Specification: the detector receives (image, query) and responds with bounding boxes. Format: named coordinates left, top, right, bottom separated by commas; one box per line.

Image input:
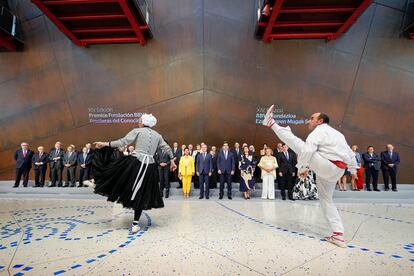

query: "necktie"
left=23, top=150, right=26, bottom=157
left=285, top=152, right=288, bottom=160
left=389, top=151, right=392, bottom=158
left=225, top=151, right=227, bottom=160
left=203, top=152, right=206, bottom=160
left=56, top=149, right=59, bottom=155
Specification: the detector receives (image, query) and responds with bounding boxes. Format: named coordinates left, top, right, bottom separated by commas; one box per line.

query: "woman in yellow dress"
left=179, top=148, right=195, bottom=198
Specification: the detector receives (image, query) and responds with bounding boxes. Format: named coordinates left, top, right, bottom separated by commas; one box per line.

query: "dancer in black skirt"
left=94, top=114, right=176, bottom=233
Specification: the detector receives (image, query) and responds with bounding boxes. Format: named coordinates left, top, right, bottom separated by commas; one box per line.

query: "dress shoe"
left=12, top=185, right=18, bottom=188
left=289, top=198, right=295, bottom=201
left=199, top=196, right=204, bottom=199
left=219, top=195, right=223, bottom=200
left=206, top=196, right=209, bottom=199
left=228, top=196, right=232, bottom=200
left=392, top=188, right=398, bottom=192
left=165, top=190, right=170, bottom=198
left=373, top=189, right=380, bottom=192
left=48, top=184, right=56, bottom=187
left=384, top=188, right=389, bottom=191
left=77, top=185, right=83, bottom=188
left=282, top=197, right=286, bottom=200
left=366, top=188, right=372, bottom=191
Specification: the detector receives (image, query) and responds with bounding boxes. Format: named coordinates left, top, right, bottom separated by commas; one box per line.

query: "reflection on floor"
left=0, top=197, right=413, bottom=275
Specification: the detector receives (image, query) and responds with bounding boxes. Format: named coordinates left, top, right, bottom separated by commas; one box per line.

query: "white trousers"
left=261, top=174, right=275, bottom=199
left=271, top=125, right=345, bottom=233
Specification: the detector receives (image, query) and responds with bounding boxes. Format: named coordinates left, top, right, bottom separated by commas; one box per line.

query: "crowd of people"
left=12, top=140, right=401, bottom=198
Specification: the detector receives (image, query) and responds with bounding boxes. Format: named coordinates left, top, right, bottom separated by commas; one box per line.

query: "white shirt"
left=297, top=124, right=357, bottom=174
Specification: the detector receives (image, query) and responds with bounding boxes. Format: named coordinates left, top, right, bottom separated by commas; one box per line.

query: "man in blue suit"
left=217, top=141, right=235, bottom=199
left=196, top=144, right=213, bottom=199
left=362, top=146, right=381, bottom=191
left=13, top=142, right=34, bottom=187
left=381, top=144, right=400, bottom=192
left=78, top=147, right=93, bottom=187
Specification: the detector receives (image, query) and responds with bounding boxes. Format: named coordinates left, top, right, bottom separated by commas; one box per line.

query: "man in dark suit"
left=170, top=142, right=181, bottom=183
left=32, top=146, right=48, bottom=187
left=155, top=147, right=171, bottom=198
left=232, top=142, right=241, bottom=183
left=13, top=142, right=34, bottom=187
left=63, top=145, right=77, bottom=187
left=276, top=144, right=297, bottom=200
left=362, top=146, right=381, bottom=191
left=217, top=141, right=235, bottom=199
left=78, top=146, right=93, bottom=187
left=381, top=144, right=400, bottom=192
left=196, top=144, right=213, bottom=199
left=49, top=142, right=65, bottom=187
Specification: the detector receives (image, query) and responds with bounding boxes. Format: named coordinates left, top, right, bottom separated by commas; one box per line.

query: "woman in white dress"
left=258, top=148, right=278, bottom=199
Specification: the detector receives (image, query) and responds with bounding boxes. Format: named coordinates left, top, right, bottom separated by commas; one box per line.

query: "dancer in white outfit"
left=262, top=105, right=357, bottom=247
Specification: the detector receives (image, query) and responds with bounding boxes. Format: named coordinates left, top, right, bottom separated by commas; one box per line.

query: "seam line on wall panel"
left=202, top=0, right=205, bottom=140
left=44, top=16, right=77, bottom=134
left=374, top=1, right=408, bottom=13
left=340, top=4, right=377, bottom=128
left=204, top=52, right=356, bottom=98
left=0, top=89, right=204, bottom=155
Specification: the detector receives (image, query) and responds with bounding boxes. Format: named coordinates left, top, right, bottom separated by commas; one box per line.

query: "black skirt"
left=92, top=147, right=164, bottom=211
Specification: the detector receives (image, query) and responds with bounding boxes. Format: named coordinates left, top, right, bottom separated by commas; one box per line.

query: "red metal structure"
left=31, top=0, right=152, bottom=47
left=255, top=0, right=372, bottom=41
left=0, top=4, right=24, bottom=51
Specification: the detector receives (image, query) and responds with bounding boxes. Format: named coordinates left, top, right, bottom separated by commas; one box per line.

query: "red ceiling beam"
left=279, top=6, right=356, bottom=14
left=31, top=0, right=84, bottom=46
left=329, top=0, right=373, bottom=40
left=71, top=26, right=133, bottom=34
left=262, top=0, right=284, bottom=42
left=43, top=0, right=118, bottom=4
left=270, top=32, right=334, bottom=39
left=117, top=0, right=146, bottom=45
left=58, top=13, right=126, bottom=20
left=80, top=37, right=139, bottom=44
left=0, top=33, right=17, bottom=51
left=258, top=20, right=343, bottom=28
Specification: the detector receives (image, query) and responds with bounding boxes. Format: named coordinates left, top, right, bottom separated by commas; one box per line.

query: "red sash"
left=330, top=160, right=347, bottom=169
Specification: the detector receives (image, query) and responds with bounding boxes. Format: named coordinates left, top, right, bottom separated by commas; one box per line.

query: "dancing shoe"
left=131, top=223, right=141, bottom=233
left=83, top=180, right=96, bottom=188
left=325, top=232, right=346, bottom=248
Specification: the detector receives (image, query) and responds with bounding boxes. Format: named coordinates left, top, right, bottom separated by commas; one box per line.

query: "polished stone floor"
left=0, top=197, right=413, bottom=275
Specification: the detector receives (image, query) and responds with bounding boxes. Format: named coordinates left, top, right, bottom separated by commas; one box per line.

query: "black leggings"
left=134, top=209, right=143, bottom=221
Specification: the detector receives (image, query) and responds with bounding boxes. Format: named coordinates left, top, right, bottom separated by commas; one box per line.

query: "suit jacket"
left=49, top=148, right=65, bottom=168
left=14, top=149, right=34, bottom=169
left=196, top=152, right=213, bottom=174
left=63, top=151, right=77, bottom=167
left=217, top=150, right=235, bottom=173
left=32, top=152, right=49, bottom=170
left=380, top=151, right=400, bottom=172
left=211, top=153, right=218, bottom=173
left=78, top=152, right=93, bottom=167
left=231, top=148, right=242, bottom=164
left=276, top=151, right=297, bottom=174
left=362, top=152, right=381, bottom=171
left=154, top=148, right=171, bottom=167
left=179, top=155, right=195, bottom=176
left=172, top=148, right=181, bottom=161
